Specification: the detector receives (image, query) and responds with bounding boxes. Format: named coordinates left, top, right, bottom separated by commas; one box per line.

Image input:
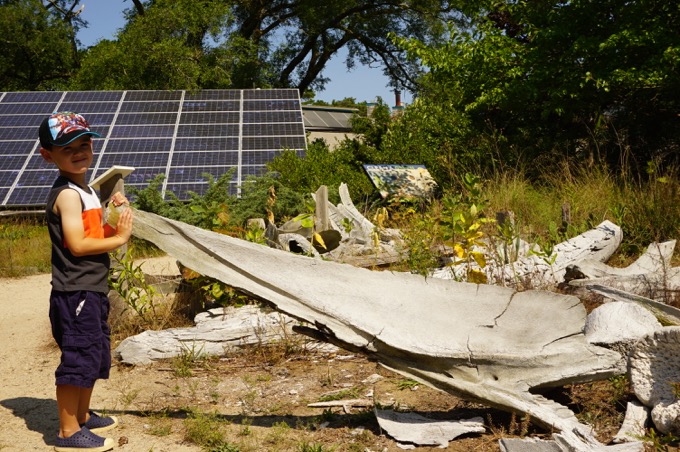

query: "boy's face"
left=40, top=136, right=94, bottom=176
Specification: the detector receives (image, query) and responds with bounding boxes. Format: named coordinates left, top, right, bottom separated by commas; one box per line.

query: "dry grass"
left=105, top=329, right=679, bottom=451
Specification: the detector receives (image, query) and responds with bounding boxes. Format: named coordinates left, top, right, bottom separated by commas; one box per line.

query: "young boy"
left=39, top=112, right=133, bottom=452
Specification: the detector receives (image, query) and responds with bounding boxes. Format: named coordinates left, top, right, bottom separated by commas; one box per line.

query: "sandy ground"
left=0, top=257, right=200, bottom=451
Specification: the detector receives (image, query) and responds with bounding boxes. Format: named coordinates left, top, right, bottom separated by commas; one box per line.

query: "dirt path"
left=0, top=261, right=201, bottom=451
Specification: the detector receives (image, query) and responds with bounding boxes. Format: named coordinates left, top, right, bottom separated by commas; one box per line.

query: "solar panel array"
left=0, top=89, right=306, bottom=208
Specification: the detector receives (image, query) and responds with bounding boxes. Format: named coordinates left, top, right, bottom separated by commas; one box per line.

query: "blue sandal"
left=54, top=427, right=114, bottom=451
left=80, top=411, right=119, bottom=434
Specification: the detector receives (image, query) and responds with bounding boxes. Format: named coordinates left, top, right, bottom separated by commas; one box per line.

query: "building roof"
left=302, top=105, right=358, bottom=131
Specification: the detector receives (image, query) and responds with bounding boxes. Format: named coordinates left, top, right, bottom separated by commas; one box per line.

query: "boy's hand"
left=106, top=192, right=131, bottom=229
left=115, top=206, right=133, bottom=242
left=110, top=192, right=129, bottom=207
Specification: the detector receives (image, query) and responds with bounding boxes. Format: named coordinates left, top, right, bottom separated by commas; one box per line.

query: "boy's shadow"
left=1, top=397, right=57, bottom=445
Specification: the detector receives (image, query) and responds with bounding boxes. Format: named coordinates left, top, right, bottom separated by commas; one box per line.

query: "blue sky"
left=76, top=1, right=407, bottom=106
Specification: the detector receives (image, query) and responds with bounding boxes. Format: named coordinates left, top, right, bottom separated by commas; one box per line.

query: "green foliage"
left=607, top=375, right=629, bottom=405
left=298, top=442, right=329, bottom=452
left=209, top=443, right=240, bottom=452
left=232, top=174, right=307, bottom=227
left=180, top=171, right=238, bottom=229
left=393, top=0, right=680, bottom=176
left=303, top=97, right=367, bottom=114
left=636, top=428, right=680, bottom=452
left=109, top=247, right=158, bottom=321
left=128, top=174, right=186, bottom=219
left=0, top=0, right=79, bottom=90
left=615, top=167, right=680, bottom=255
left=129, top=172, right=237, bottom=230
left=194, top=276, right=252, bottom=309
left=377, top=96, right=481, bottom=186
left=266, top=141, right=375, bottom=204
left=71, top=0, right=233, bottom=90
left=183, top=410, right=230, bottom=450
left=400, top=211, right=442, bottom=277
left=440, top=174, right=495, bottom=283
left=318, top=388, right=359, bottom=402
left=350, top=98, right=392, bottom=149
left=396, top=379, right=420, bottom=390
left=244, top=223, right=266, bottom=245
left=59, top=0, right=451, bottom=95
left=172, top=342, right=206, bottom=378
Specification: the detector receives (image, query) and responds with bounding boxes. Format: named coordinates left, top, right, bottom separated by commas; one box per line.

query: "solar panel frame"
left=0, top=89, right=306, bottom=208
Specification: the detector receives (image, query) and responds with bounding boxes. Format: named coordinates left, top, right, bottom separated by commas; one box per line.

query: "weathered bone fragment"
left=337, top=182, right=375, bottom=238
left=585, top=286, right=680, bottom=326
left=129, top=208, right=636, bottom=450
left=552, top=434, right=642, bottom=452
left=432, top=221, right=622, bottom=286
left=567, top=241, right=675, bottom=280
left=629, top=327, right=680, bottom=435
left=314, top=185, right=330, bottom=231
left=499, top=437, right=563, bottom=452
left=115, top=305, right=296, bottom=365
left=374, top=409, right=485, bottom=448
left=611, top=401, right=649, bottom=444
left=584, top=301, right=661, bottom=346
left=566, top=241, right=679, bottom=300
left=307, top=399, right=373, bottom=409
left=277, top=232, right=321, bottom=257
left=274, top=184, right=401, bottom=262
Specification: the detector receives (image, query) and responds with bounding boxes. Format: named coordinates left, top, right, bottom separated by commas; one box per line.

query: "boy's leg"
left=56, top=384, right=83, bottom=438
left=51, top=291, right=117, bottom=441
left=77, top=385, right=94, bottom=425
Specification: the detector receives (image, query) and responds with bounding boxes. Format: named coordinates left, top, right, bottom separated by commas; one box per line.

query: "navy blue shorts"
left=49, top=290, right=111, bottom=388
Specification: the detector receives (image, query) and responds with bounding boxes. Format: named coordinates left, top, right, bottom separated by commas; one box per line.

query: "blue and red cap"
left=39, top=112, right=101, bottom=149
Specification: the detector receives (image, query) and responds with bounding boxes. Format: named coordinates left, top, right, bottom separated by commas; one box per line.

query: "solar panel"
left=0, top=89, right=307, bottom=208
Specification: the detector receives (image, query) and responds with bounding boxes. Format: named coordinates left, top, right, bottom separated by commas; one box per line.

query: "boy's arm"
left=56, top=189, right=133, bottom=257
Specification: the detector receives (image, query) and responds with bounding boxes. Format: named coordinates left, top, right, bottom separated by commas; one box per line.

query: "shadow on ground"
left=1, top=397, right=57, bottom=445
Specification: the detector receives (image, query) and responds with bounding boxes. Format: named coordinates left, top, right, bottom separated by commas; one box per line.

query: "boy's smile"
left=40, top=136, right=94, bottom=180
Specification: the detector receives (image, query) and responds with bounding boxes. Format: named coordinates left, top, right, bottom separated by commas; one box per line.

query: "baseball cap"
left=39, top=112, right=101, bottom=149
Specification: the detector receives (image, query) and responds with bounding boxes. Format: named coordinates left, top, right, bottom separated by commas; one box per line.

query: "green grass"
left=0, top=218, right=51, bottom=277
left=483, top=163, right=680, bottom=262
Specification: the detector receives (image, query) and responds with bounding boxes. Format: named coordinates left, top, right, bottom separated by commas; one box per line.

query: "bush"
left=266, top=140, right=376, bottom=204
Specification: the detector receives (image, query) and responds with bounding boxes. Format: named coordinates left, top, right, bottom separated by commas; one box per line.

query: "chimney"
left=366, top=99, right=377, bottom=117
left=392, top=89, right=405, bottom=116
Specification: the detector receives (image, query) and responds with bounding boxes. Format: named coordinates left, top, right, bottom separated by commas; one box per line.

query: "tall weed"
left=486, top=164, right=615, bottom=244
left=617, top=165, right=680, bottom=256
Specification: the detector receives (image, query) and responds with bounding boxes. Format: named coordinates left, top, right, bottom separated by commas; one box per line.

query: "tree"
left=394, top=0, right=680, bottom=174
left=0, top=0, right=83, bottom=90
left=119, top=0, right=457, bottom=96
left=71, top=0, right=234, bottom=90
left=233, top=0, right=457, bottom=95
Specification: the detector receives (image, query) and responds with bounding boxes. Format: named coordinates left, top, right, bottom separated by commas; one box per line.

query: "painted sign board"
left=363, top=164, right=437, bottom=199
